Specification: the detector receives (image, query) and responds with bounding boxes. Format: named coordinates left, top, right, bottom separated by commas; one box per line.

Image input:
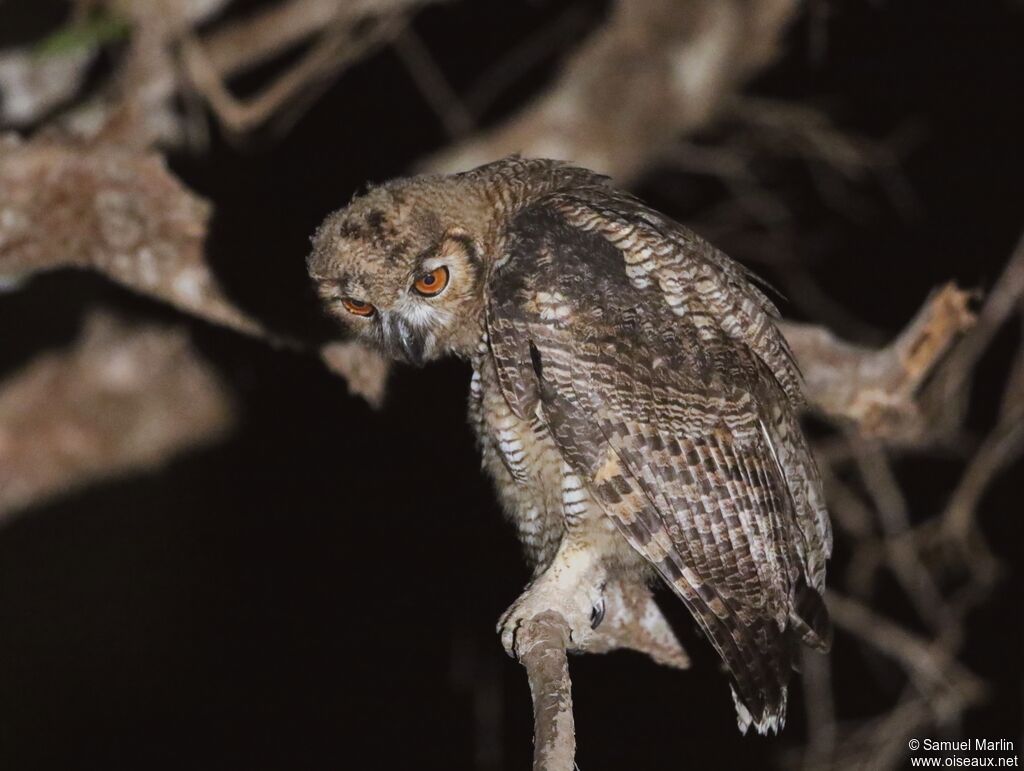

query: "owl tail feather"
left=732, top=683, right=787, bottom=736
left=729, top=582, right=831, bottom=735
left=718, top=616, right=794, bottom=736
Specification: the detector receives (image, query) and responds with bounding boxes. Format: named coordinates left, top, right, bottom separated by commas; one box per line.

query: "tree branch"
left=515, top=611, right=576, bottom=771
left=0, top=311, right=233, bottom=521
left=0, top=132, right=389, bottom=406
left=0, top=133, right=260, bottom=334
left=778, top=283, right=975, bottom=439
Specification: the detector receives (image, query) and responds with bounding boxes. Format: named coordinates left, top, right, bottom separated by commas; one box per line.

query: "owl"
left=307, top=157, right=832, bottom=734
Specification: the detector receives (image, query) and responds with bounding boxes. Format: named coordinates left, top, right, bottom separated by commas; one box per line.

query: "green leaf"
left=32, top=11, right=131, bottom=59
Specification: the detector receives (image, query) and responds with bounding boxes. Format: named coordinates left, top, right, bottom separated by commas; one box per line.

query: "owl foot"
left=497, top=543, right=607, bottom=659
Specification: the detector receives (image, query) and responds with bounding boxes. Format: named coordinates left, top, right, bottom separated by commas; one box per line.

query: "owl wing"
left=486, top=193, right=830, bottom=734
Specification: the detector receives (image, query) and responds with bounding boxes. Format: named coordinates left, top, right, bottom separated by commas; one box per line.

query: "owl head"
left=307, top=175, right=494, bottom=365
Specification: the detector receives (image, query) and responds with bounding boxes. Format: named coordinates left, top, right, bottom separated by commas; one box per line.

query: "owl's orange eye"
left=341, top=298, right=375, bottom=317
left=413, top=266, right=449, bottom=297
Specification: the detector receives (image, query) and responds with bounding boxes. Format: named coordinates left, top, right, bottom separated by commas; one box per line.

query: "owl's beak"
left=382, top=313, right=427, bottom=367
left=397, top=328, right=427, bottom=367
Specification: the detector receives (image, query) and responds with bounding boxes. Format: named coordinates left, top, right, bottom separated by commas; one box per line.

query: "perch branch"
left=514, top=611, right=576, bottom=771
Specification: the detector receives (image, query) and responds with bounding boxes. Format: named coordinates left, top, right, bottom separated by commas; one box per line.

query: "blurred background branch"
left=0, top=311, right=233, bottom=521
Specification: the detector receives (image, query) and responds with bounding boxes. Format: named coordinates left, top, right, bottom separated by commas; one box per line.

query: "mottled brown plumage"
left=307, top=157, right=832, bottom=735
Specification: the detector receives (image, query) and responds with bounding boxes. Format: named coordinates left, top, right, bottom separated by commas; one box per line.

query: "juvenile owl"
left=307, top=157, right=832, bottom=734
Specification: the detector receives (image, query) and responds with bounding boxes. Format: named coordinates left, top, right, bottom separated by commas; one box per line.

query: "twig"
left=849, top=439, right=953, bottom=631
left=393, top=28, right=474, bottom=139
left=932, top=233, right=1024, bottom=396
left=777, top=271, right=888, bottom=345
left=200, top=0, right=349, bottom=77
left=825, top=592, right=985, bottom=705
left=461, top=3, right=591, bottom=119
left=423, top=0, right=802, bottom=180
left=830, top=691, right=932, bottom=771
left=940, top=407, right=1024, bottom=543
left=181, top=11, right=407, bottom=136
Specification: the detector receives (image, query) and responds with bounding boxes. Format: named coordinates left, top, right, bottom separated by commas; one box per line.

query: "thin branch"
left=393, top=29, right=474, bottom=139
left=849, top=439, right=953, bottom=631
left=461, top=4, right=591, bottom=120
left=423, top=0, right=802, bottom=181
left=181, top=11, right=407, bottom=136
left=825, top=592, right=986, bottom=706
left=940, top=406, right=1024, bottom=542
left=201, top=0, right=350, bottom=77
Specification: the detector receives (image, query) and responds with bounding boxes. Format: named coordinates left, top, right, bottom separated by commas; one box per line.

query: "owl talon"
left=499, top=600, right=592, bottom=659
left=497, top=611, right=524, bottom=660
left=497, top=559, right=606, bottom=659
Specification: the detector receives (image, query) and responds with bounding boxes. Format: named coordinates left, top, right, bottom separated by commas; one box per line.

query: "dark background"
left=1, top=1, right=1022, bottom=769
